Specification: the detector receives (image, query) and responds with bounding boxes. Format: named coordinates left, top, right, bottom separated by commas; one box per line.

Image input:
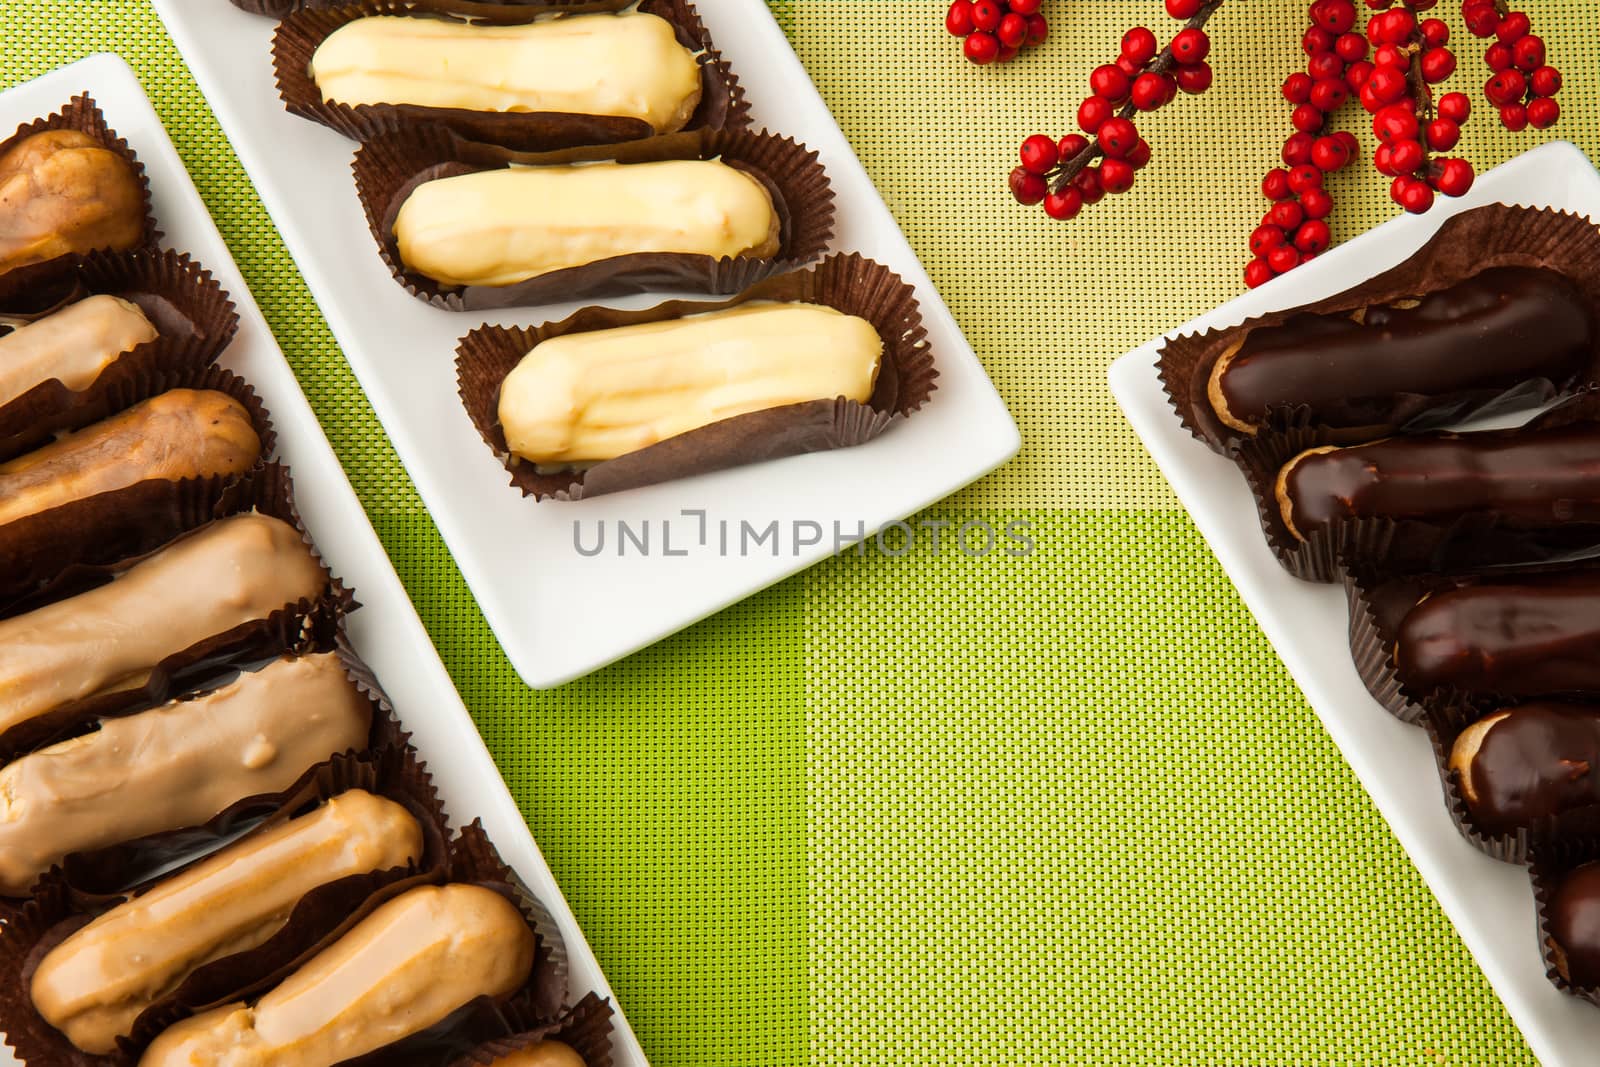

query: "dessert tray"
left=1109, top=139, right=1600, bottom=1067
left=153, top=0, right=1021, bottom=689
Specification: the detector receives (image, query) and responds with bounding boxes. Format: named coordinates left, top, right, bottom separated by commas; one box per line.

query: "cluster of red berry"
left=1462, top=1, right=1563, bottom=131
left=946, top=0, right=1048, bottom=66
left=1007, top=1, right=1220, bottom=220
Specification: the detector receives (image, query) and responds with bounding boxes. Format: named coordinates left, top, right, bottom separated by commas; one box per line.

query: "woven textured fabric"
left=2, top=0, right=1592, bottom=1063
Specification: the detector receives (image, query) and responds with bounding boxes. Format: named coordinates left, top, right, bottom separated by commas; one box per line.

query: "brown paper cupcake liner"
left=0, top=463, right=354, bottom=761
left=353, top=124, right=835, bottom=310
left=1157, top=205, right=1600, bottom=456
left=456, top=252, right=937, bottom=500
left=275, top=0, right=750, bottom=151
left=0, top=249, right=239, bottom=461
left=0, top=94, right=159, bottom=292
left=0, top=366, right=276, bottom=605
left=452, top=993, right=616, bottom=1067
left=1526, top=815, right=1600, bottom=1004
left=236, top=0, right=630, bottom=24
left=1237, top=388, right=1600, bottom=583
left=0, top=742, right=449, bottom=1066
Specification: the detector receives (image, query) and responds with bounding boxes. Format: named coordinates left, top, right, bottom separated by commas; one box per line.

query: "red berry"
left=1009, top=0, right=1042, bottom=13
left=971, top=0, right=1002, bottom=31
left=1172, top=28, right=1210, bottom=65
left=1497, top=12, right=1532, bottom=44
left=1485, top=42, right=1514, bottom=72
left=1373, top=103, right=1419, bottom=143
left=1295, top=220, right=1332, bottom=254
left=1009, top=167, right=1047, bottom=205
left=1364, top=66, right=1409, bottom=107
left=1293, top=103, right=1324, bottom=135
left=1121, top=27, right=1159, bottom=66
left=1426, top=117, right=1461, bottom=151
left=1304, top=26, right=1337, bottom=56
left=1336, top=130, right=1362, bottom=157
left=1058, top=134, right=1090, bottom=159
left=1268, top=244, right=1302, bottom=274
left=1019, top=134, right=1059, bottom=174
left=1245, top=258, right=1275, bottom=288
left=1078, top=95, right=1113, bottom=133
left=1262, top=168, right=1293, bottom=201
left=996, top=12, right=1027, bottom=48
left=1091, top=64, right=1131, bottom=101
left=1421, top=48, right=1455, bottom=83
left=1500, top=103, right=1529, bottom=131
left=1514, top=35, right=1546, bottom=72
left=1373, top=141, right=1397, bottom=175
left=1531, top=66, right=1563, bottom=98
left=1528, top=96, right=1561, bottom=128
left=1250, top=224, right=1286, bottom=255
left=1369, top=9, right=1414, bottom=45
left=1345, top=61, right=1376, bottom=91
left=1283, top=72, right=1314, bottom=103
left=1318, top=78, right=1353, bottom=111
left=1096, top=118, right=1140, bottom=159
left=1127, top=139, right=1153, bottom=169
left=1311, top=135, right=1350, bottom=172
left=1282, top=132, right=1316, bottom=167
left=1166, top=0, right=1202, bottom=18
left=1463, top=2, right=1499, bottom=37
left=1438, top=92, right=1471, bottom=123
left=945, top=0, right=975, bottom=36
left=1301, top=187, right=1335, bottom=219
left=1288, top=164, right=1324, bottom=193
left=1024, top=15, right=1048, bottom=47
left=1486, top=69, right=1527, bottom=107
left=1042, top=188, right=1083, bottom=220
left=1315, top=0, right=1358, bottom=34
left=1388, top=138, right=1425, bottom=174
left=1130, top=72, right=1170, bottom=111
left=1434, top=156, right=1475, bottom=196
left=963, top=31, right=1000, bottom=64
left=1308, top=50, right=1345, bottom=81
left=1269, top=200, right=1306, bottom=230
left=1420, top=18, right=1449, bottom=46
left=1373, top=43, right=1408, bottom=69
left=1394, top=176, right=1434, bottom=213
left=1176, top=62, right=1213, bottom=94
left=1073, top=167, right=1105, bottom=205
left=1100, top=157, right=1136, bottom=194
left=996, top=44, right=1020, bottom=62
left=1336, top=32, right=1370, bottom=61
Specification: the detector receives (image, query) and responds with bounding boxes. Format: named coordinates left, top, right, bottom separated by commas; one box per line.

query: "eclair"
left=1547, top=861, right=1600, bottom=987
left=1449, top=703, right=1600, bottom=834
left=0, top=388, right=262, bottom=527
left=0, top=129, right=145, bottom=275
left=30, top=789, right=420, bottom=1053
left=139, top=883, right=537, bottom=1067
left=489, top=1042, right=587, bottom=1067
left=0, top=513, right=327, bottom=736
left=0, top=652, right=372, bottom=897
left=498, top=301, right=882, bottom=464
left=310, top=12, right=702, bottom=134
left=0, top=294, right=157, bottom=408
left=1207, top=267, right=1595, bottom=436
left=394, top=159, right=780, bottom=288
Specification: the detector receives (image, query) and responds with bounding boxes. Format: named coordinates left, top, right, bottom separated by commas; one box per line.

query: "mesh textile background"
left=4, top=1, right=1597, bottom=1063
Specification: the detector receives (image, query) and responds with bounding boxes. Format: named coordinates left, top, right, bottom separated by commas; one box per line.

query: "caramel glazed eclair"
left=310, top=11, right=703, bottom=133
left=0, top=512, right=326, bottom=738
left=31, top=789, right=420, bottom=1054
left=139, top=883, right=536, bottom=1067
left=498, top=301, right=883, bottom=466
left=394, top=158, right=780, bottom=288
left=0, top=388, right=262, bottom=527
left=0, top=293, right=158, bottom=409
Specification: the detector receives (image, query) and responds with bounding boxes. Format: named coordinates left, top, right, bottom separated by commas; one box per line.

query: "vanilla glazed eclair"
left=138, top=883, right=537, bottom=1067
left=0, top=388, right=262, bottom=528
left=498, top=301, right=882, bottom=465
left=30, top=789, right=419, bottom=1053
left=309, top=12, right=703, bottom=134
left=0, top=513, right=327, bottom=737
left=0, top=293, right=157, bottom=409
left=0, top=652, right=372, bottom=898
left=394, top=158, right=780, bottom=288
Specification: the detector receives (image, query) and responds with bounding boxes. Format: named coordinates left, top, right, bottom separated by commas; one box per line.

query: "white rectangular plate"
left=1109, top=140, right=1600, bottom=1067
left=152, top=0, right=1020, bottom=689
left=0, top=54, right=647, bottom=1066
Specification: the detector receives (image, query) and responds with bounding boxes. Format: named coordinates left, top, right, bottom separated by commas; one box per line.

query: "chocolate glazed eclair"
left=1210, top=266, right=1595, bottom=437
left=1450, top=703, right=1600, bottom=835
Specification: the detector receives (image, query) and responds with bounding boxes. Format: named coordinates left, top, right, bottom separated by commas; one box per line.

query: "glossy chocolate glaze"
left=1549, top=861, right=1600, bottom=987
left=1279, top=422, right=1600, bottom=540
left=1395, top=573, right=1600, bottom=695
left=1214, top=267, right=1594, bottom=432
left=1453, top=703, right=1600, bottom=833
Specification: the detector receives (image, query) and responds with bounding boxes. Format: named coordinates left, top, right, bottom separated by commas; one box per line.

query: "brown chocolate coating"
left=1212, top=267, right=1594, bottom=434
left=1549, top=861, right=1600, bottom=987
left=1452, top=703, right=1600, bottom=833
left=1277, top=422, right=1600, bottom=541
left=1395, top=574, right=1600, bottom=695
left=0, top=130, right=144, bottom=275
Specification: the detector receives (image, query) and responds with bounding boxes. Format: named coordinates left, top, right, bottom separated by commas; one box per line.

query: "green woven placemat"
left=4, top=1, right=1591, bottom=1063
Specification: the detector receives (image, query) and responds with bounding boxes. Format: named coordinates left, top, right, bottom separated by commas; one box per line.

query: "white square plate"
left=151, top=0, right=1021, bottom=689
left=0, top=55, right=647, bottom=1066
left=1109, top=140, right=1600, bottom=1066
